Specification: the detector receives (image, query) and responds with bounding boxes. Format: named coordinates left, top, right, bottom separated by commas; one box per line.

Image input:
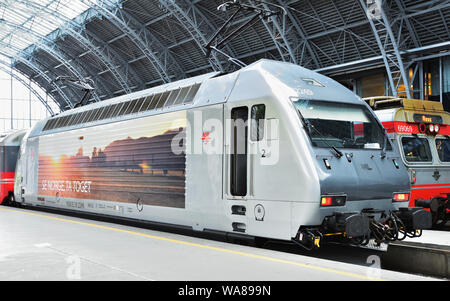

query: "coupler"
left=415, top=194, right=449, bottom=227
left=322, top=212, right=370, bottom=238
left=393, top=207, right=432, bottom=231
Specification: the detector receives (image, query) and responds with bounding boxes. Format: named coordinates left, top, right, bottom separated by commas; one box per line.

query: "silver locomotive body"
left=14, top=60, right=430, bottom=248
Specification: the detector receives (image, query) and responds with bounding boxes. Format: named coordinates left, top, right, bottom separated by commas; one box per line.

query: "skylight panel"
left=0, top=0, right=91, bottom=58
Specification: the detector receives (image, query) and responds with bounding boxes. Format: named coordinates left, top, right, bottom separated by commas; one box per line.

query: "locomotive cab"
left=293, top=98, right=416, bottom=245
left=222, top=61, right=432, bottom=248
left=365, top=96, right=450, bottom=227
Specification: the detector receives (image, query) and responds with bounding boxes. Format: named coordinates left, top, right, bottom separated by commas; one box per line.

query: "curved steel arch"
left=0, top=41, right=73, bottom=109
left=0, top=20, right=102, bottom=103
left=118, top=5, right=187, bottom=81
left=186, top=1, right=239, bottom=68
left=392, top=0, right=421, bottom=48
left=275, top=0, right=320, bottom=68
left=158, top=0, right=224, bottom=72
left=74, top=28, right=144, bottom=94
left=253, top=1, right=297, bottom=64
left=8, top=0, right=135, bottom=96
left=0, top=57, right=64, bottom=113
left=0, top=61, right=56, bottom=116
left=50, top=49, right=115, bottom=101
left=65, top=26, right=133, bottom=94
left=33, top=44, right=102, bottom=102
left=0, top=0, right=138, bottom=101
left=16, top=56, right=73, bottom=109
left=86, top=0, right=176, bottom=84
left=360, top=0, right=412, bottom=98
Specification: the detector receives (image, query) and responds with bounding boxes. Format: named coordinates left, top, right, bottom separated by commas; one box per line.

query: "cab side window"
left=250, top=104, right=265, bottom=141
left=401, top=137, right=432, bottom=162
left=436, top=139, right=450, bottom=162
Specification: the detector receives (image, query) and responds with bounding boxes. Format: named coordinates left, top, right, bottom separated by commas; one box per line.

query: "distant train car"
left=0, top=129, right=27, bottom=205
left=365, top=96, right=449, bottom=227
left=15, top=60, right=431, bottom=249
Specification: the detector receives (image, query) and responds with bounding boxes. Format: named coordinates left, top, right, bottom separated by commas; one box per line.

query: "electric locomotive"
left=365, top=96, right=450, bottom=227
left=0, top=129, right=27, bottom=205
left=14, top=60, right=431, bottom=249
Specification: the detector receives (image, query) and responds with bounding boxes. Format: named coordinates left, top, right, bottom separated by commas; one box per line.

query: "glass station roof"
left=0, top=0, right=90, bottom=58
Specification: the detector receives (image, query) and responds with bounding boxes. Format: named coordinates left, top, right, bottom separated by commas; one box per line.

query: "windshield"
left=436, top=138, right=450, bottom=162
left=401, top=137, right=432, bottom=162
left=293, top=99, right=391, bottom=150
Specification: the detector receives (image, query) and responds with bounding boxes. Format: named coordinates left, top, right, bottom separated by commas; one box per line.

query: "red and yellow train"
left=366, top=96, right=450, bottom=227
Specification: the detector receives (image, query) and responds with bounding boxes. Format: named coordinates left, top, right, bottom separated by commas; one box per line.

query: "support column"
left=360, top=0, right=412, bottom=98
left=46, top=93, right=49, bottom=118
left=419, top=61, right=424, bottom=100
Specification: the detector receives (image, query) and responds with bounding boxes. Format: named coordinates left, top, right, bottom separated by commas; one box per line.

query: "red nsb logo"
left=201, top=132, right=211, bottom=145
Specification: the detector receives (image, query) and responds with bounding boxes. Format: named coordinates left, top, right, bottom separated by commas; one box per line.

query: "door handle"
left=250, top=143, right=255, bottom=197
left=224, top=144, right=229, bottom=198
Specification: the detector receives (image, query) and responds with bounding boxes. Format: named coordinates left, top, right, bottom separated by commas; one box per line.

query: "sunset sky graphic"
left=39, top=110, right=186, bottom=161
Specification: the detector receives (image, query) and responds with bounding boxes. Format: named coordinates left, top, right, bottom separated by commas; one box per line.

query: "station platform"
left=402, top=229, right=450, bottom=246
left=0, top=206, right=442, bottom=281
left=380, top=227, right=450, bottom=279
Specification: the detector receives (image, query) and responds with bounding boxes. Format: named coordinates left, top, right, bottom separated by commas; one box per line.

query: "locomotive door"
left=223, top=105, right=249, bottom=233
left=228, top=106, right=248, bottom=197
left=224, top=103, right=272, bottom=199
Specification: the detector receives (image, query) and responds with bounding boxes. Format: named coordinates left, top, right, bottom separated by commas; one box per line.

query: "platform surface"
left=402, top=229, right=450, bottom=247
left=0, top=206, right=441, bottom=281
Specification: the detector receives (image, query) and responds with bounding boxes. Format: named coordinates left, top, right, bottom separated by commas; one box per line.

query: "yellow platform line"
left=0, top=207, right=384, bottom=281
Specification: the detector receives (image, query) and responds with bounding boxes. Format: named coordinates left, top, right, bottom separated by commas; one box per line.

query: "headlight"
left=393, top=192, right=410, bottom=202
left=320, top=195, right=346, bottom=207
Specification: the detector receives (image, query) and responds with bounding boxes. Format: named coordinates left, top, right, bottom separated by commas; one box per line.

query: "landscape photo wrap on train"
left=38, top=110, right=187, bottom=209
